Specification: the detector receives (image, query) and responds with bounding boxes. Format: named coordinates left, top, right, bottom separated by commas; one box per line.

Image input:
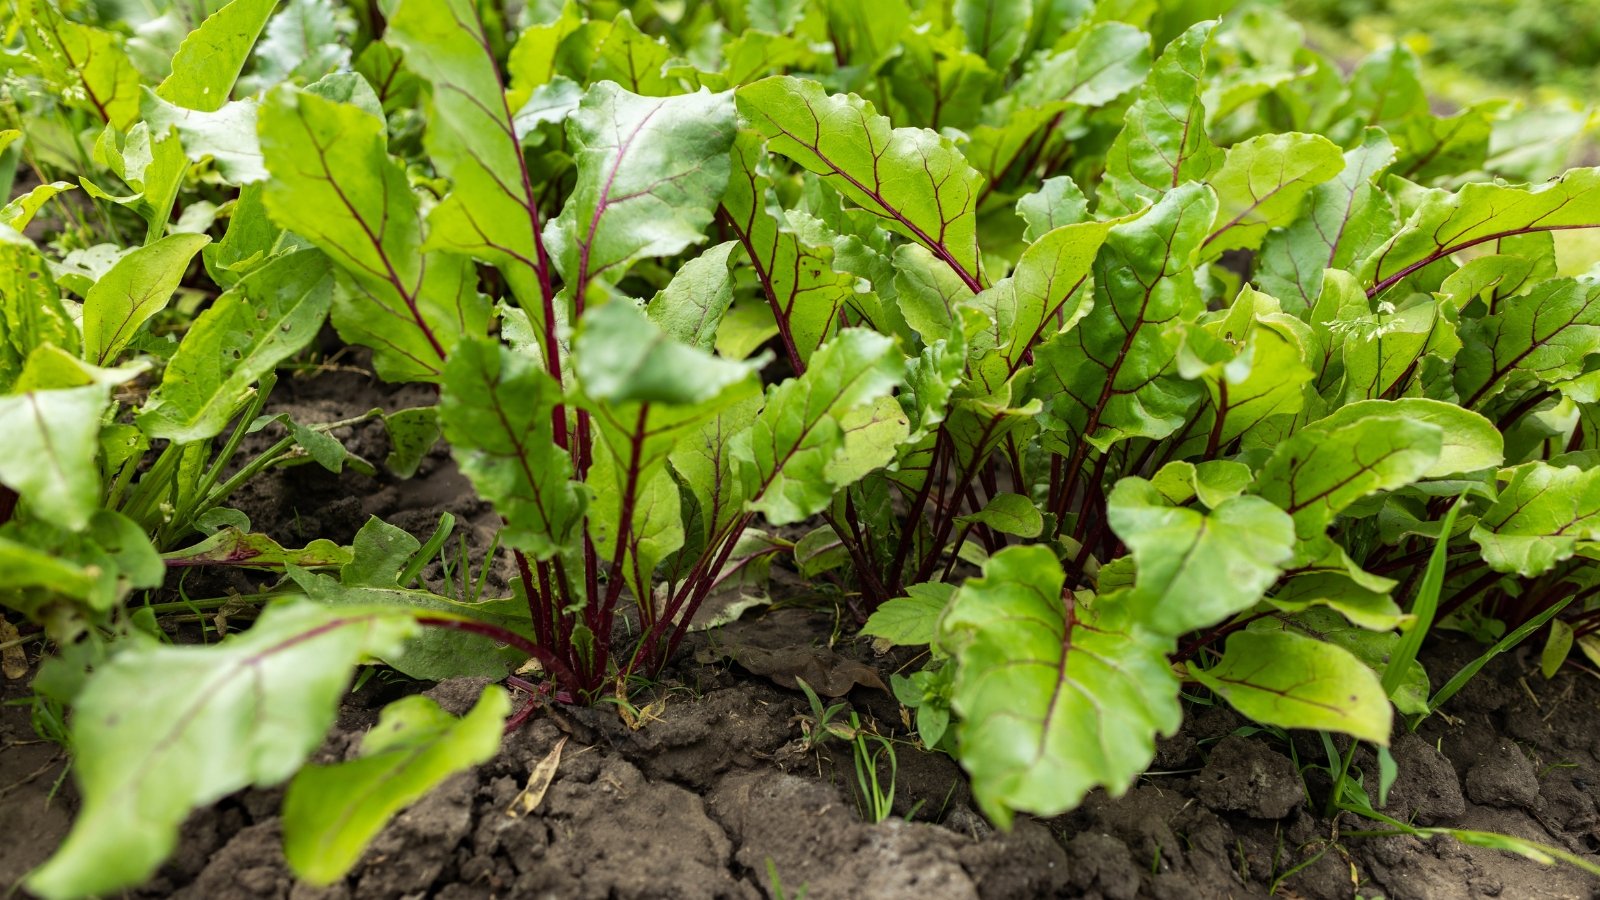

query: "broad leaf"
left=140, top=249, right=333, bottom=443
left=1191, top=629, right=1391, bottom=744
left=156, top=0, right=278, bottom=112
left=1455, top=276, right=1600, bottom=409
left=0, top=386, right=109, bottom=532
left=1201, top=132, right=1343, bottom=259
left=1106, top=477, right=1296, bottom=637
left=439, top=339, right=584, bottom=557
left=862, top=582, right=954, bottom=647
left=1471, top=461, right=1600, bottom=577
left=27, top=603, right=417, bottom=900
left=1257, top=128, right=1398, bottom=312
left=739, top=76, right=986, bottom=293
left=547, top=82, right=737, bottom=293
left=1033, top=182, right=1216, bottom=452
left=80, top=234, right=210, bottom=366
left=1363, top=168, right=1600, bottom=298
left=731, top=329, right=901, bottom=525
left=259, top=86, right=486, bottom=381
left=939, top=546, right=1181, bottom=828
left=1099, top=21, right=1222, bottom=215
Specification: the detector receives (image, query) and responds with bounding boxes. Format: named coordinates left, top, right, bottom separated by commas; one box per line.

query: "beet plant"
left=5, top=0, right=1600, bottom=896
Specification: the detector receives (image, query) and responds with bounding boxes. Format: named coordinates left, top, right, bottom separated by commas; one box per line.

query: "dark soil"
left=6, top=363, right=1600, bottom=900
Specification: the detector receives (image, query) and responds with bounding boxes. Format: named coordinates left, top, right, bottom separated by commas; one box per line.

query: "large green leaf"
left=156, top=0, right=279, bottom=112
left=140, top=249, right=333, bottom=444
left=964, top=217, right=1118, bottom=394
left=738, top=76, right=986, bottom=293
left=26, top=603, right=418, bottom=900
left=731, top=329, right=901, bottom=525
left=1256, top=128, right=1398, bottom=312
left=721, top=130, right=859, bottom=364
left=1098, top=21, right=1222, bottom=215
left=1254, top=413, right=1443, bottom=542
left=283, top=687, right=510, bottom=885
left=1471, top=461, right=1600, bottom=577
left=1106, top=477, right=1296, bottom=638
left=1313, top=399, right=1502, bottom=478
left=439, top=339, right=584, bottom=558
left=258, top=86, right=486, bottom=381
left=954, top=0, right=1032, bottom=70
left=938, top=546, right=1181, bottom=828
left=17, top=0, right=141, bottom=129
left=546, top=82, right=736, bottom=293
left=1176, top=285, right=1316, bottom=450
left=386, top=0, right=552, bottom=313
left=1455, top=276, right=1600, bottom=409
left=1201, top=132, right=1343, bottom=259
left=1191, top=629, right=1391, bottom=744
left=1362, top=167, right=1600, bottom=298
left=80, top=234, right=210, bottom=366
left=0, top=386, right=109, bottom=532
left=1033, top=182, right=1215, bottom=452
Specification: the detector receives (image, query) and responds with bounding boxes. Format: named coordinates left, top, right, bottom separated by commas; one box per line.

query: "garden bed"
left=6, top=362, right=1600, bottom=899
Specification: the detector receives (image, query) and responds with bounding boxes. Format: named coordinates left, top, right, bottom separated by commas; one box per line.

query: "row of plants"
left=4, top=0, right=1600, bottom=895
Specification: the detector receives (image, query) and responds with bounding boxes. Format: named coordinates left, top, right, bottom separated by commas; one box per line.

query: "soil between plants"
left=6, top=364, right=1600, bottom=899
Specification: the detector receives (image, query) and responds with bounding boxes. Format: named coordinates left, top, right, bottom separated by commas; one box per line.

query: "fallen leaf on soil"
left=508, top=736, right=566, bottom=818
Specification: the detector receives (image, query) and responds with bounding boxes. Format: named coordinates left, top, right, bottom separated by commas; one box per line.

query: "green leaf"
left=938, top=546, right=1181, bottom=827
left=440, top=339, right=583, bottom=557
left=1098, top=20, right=1222, bottom=215
left=1033, top=182, right=1215, bottom=452
left=1012, top=22, right=1151, bottom=108
left=862, top=582, right=954, bottom=647
left=386, top=0, right=554, bottom=310
left=738, top=76, right=986, bottom=293
left=140, top=249, right=332, bottom=444
left=1, top=181, right=76, bottom=231
left=1314, top=400, right=1502, bottom=478
left=17, top=0, right=142, bottom=129
left=721, top=130, right=860, bottom=364
left=1267, top=574, right=1408, bottom=632
left=1176, top=285, right=1316, bottom=450
left=1455, top=276, right=1600, bottom=409
left=26, top=603, right=417, bottom=900
left=259, top=86, right=486, bottom=381
left=1542, top=620, right=1574, bottom=680
left=648, top=241, right=737, bottom=350
left=732, top=329, right=901, bottom=525
left=0, top=386, right=109, bottom=532
left=957, top=492, right=1044, bottom=538
left=1107, top=477, right=1296, bottom=637
left=141, top=90, right=266, bottom=185
left=156, top=0, right=279, bottom=112
left=965, top=217, right=1118, bottom=394
left=1272, top=608, right=1429, bottom=716
left=162, top=528, right=351, bottom=569
left=1190, top=630, right=1391, bottom=744
left=1016, top=176, right=1089, bottom=242
left=80, top=233, right=210, bottom=367
left=382, top=407, right=440, bottom=479
left=547, top=82, right=737, bottom=293
left=1257, top=128, right=1398, bottom=312
left=1201, top=132, right=1344, bottom=259
left=1363, top=168, right=1600, bottom=298
left=1471, top=461, right=1600, bottom=577
left=1254, top=413, right=1443, bottom=543
left=955, top=0, right=1033, bottom=70
left=283, top=686, right=510, bottom=885
left=1147, top=460, right=1253, bottom=508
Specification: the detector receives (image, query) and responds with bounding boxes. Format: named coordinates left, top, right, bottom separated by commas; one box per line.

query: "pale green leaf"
left=1191, top=630, right=1391, bottom=744
left=80, top=233, right=210, bottom=366
left=26, top=603, right=417, bottom=900
left=284, top=687, right=510, bottom=885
